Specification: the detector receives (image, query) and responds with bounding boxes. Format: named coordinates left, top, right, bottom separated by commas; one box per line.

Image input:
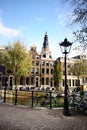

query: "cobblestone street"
left=0, top=102, right=87, bottom=130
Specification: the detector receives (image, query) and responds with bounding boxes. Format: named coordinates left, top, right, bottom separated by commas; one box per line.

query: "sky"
left=0, top=0, right=82, bottom=59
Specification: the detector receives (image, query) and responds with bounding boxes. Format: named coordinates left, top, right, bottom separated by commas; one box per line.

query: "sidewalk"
left=0, top=102, right=87, bottom=130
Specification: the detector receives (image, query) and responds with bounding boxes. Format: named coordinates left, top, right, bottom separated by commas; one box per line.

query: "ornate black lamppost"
left=59, top=38, right=72, bottom=116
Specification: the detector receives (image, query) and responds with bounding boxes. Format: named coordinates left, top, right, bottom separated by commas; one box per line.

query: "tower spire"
left=41, top=32, right=52, bottom=58
left=43, top=32, right=49, bottom=49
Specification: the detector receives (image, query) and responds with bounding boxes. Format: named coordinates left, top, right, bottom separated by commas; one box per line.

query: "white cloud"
left=0, top=22, right=20, bottom=37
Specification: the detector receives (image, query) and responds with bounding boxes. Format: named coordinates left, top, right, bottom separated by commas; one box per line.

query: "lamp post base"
left=63, top=109, right=70, bottom=116
left=63, top=96, right=71, bottom=116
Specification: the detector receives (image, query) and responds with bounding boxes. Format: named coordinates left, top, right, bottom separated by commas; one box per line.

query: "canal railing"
left=0, top=89, right=87, bottom=113
left=0, top=89, right=63, bottom=108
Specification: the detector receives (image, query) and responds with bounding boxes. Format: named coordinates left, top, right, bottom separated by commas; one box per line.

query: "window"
left=46, top=68, right=49, bottom=74
left=51, top=69, right=53, bottom=74
left=36, top=55, right=39, bottom=59
left=36, top=68, right=39, bottom=74
left=50, top=62, right=53, bottom=66
left=46, top=62, right=49, bottom=66
left=43, top=54, right=46, bottom=58
left=20, top=77, right=24, bottom=85
left=72, top=79, right=74, bottom=86
left=46, top=78, right=49, bottom=85
left=26, top=77, right=29, bottom=85
left=42, top=78, right=44, bottom=85
left=69, top=79, right=71, bottom=86
left=36, top=61, right=39, bottom=66
left=31, top=68, right=34, bottom=74
left=75, top=79, right=80, bottom=86
left=31, top=77, right=34, bottom=85
left=42, top=68, right=45, bottom=74
left=41, top=61, right=45, bottom=66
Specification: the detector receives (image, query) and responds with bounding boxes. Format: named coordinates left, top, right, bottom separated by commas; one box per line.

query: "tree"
left=71, top=60, right=86, bottom=86
left=63, top=0, right=87, bottom=47
left=53, top=59, right=63, bottom=91
left=2, top=41, right=32, bottom=88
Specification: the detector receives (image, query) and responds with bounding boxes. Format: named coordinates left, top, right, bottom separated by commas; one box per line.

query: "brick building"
left=27, top=32, right=55, bottom=90
left=1, top=34, right=87, bottom=92
left=57, top=55, right=87, bottom=92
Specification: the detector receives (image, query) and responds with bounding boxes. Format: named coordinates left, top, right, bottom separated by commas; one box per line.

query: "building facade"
left=0, top=32, right=54, bottom=90
left=0, top=34, right=87, bottom=92
left=27, top=32, right=55, bottom=90
left=57, top=55, right=87, bottom=92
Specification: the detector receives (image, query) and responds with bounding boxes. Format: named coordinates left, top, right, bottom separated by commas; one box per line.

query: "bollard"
left=4, top=88, right=6, bottom=102
left=49, top=91, right=52, bottom=108
left=31, top=91, right=34, bottom=108
left=15, top=88, right=17, bottom=105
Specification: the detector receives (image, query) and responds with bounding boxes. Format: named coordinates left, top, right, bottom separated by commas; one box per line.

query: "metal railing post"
left=31, top=91, right=34, bottom=107
left=49, top=91, right=52, bottom=109
left=4, top=88, right=6, bottom=102
left=15, top=88, right=17, bottom=105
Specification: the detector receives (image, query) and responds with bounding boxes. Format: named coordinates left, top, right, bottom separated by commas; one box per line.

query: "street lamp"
left=59, top=38, right=72, bottom=116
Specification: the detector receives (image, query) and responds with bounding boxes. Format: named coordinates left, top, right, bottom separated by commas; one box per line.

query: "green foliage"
left=0, top=51, right=5, bottom=65
left=53, top=60, right=63, bottom=90
left=71, top=61, right=87, bottom=78
left=1, top=41, right=32, bottom=86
